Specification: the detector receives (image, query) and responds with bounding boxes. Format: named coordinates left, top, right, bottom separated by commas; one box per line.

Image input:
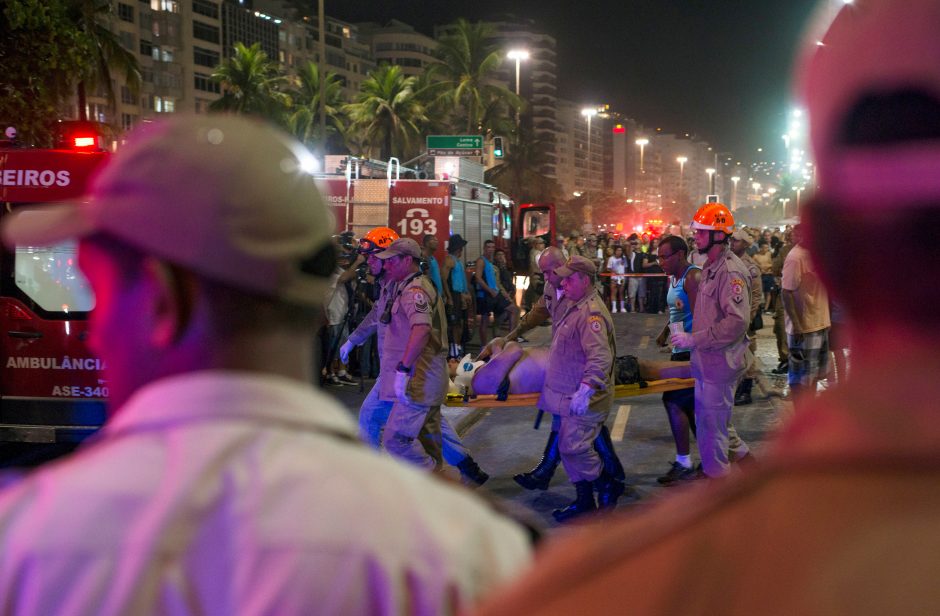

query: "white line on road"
left=611, top=404, right=632, bottom=441
left=639, top=335, right=650, bottom=349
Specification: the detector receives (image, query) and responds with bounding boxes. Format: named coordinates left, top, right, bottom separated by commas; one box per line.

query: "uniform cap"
left=555, top=255, right=597, bottom=278
left=1, top=114, right=335, bottom=306
left=798, top=0, right=940, bottom=207
left=731, top=229, right=752, bottom=245
left=376, top=237, right=421, bottom=260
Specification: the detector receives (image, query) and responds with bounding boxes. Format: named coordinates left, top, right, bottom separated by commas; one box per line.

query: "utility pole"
left=318, top=0, right=327, bottom=165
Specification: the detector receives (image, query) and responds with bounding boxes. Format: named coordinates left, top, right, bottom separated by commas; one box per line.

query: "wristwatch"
left=396, top=361, right=412, bottom=373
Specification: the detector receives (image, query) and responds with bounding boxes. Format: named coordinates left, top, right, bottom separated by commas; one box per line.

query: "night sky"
left=326, top=0, right=821, bottom=162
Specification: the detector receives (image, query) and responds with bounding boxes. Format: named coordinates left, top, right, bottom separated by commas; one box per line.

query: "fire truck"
left=0, top=122, right=109, bottom=449
left=317, top=156, right=555, bottom=269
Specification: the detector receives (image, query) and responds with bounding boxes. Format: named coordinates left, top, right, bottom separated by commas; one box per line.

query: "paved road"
left=327, top=309, right=793, bottom=529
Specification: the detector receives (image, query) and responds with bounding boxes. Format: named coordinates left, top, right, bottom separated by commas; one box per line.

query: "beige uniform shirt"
left=378, top=273, right=448, bottom=405
left=539, top=291, right=615, bottom=418
left=690, top=247, right=751, bottom=384
left=740, top=252, right=764, bottom=322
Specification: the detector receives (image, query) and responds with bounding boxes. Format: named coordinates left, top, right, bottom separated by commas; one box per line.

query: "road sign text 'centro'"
left=426, top=135, right=484, bottom=157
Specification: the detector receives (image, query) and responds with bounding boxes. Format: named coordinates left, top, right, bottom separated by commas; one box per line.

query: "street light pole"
left=635, top=138, right=649, bottom=173
left=706, top=168, right=716, bottom=196
left=731, top=176, right=740, bottom=211
left=581, top=107, right=598, bottom=228
left=507, top=49, right=529, bottom=129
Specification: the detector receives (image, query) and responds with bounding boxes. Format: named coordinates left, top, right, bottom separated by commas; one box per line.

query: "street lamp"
left=706, top=167, right=716, bottom=195
left=581, top=107, right=598, bottom=225
left=752, top=181, right=761, bottom=198
left=635, top=138, right=649, bottom=173
left=677, top=156, right=688, bottom=198
left=506, top=49, right=529, bottom=97
left=731, top=176, right=740, bottom=211
left=507, top=49, right=529, bottom=129
left=795, top=185, right=805, bottom=210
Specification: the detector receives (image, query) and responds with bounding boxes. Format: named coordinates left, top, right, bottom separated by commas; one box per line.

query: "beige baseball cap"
left=731, top=229, right=752, bottom=245
left=1, top=114, right=336, bottom=306
left=376, top=237, right=422, bottom=259
left=556, top=255, right=597, bottom=278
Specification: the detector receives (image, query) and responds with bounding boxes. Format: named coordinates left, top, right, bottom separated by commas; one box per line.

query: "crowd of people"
left=0, top=0, right=935, bottom=610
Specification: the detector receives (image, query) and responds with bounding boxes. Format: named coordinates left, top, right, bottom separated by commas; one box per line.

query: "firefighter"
left=341, top=230, right=488, bottom=484
left=730, top=228, right=767, bottom=405
left=480, top=247, right=624, bottom=492
left=540, top=255, right=623, bottom=522
left=670, top=203, right=752, bottom=478
left=373, top=238, right=449, bottom=470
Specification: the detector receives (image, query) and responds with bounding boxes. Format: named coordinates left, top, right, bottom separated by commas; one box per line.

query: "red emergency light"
left=613, top=125, right=626, bottom=134
left=72, top=136, right=98, bottom=149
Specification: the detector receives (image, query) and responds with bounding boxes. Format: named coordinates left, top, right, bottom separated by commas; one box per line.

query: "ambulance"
left=0, top=122, right=109, bottom=448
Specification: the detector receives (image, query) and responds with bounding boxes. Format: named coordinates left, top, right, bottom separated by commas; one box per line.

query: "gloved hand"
left=670, top=332, right=695, bottom=349
left=339, top=340, right=355, bottom=365
left=569, top=383, right=594, bottom=416
left=394, top=369, right=411, bottom=405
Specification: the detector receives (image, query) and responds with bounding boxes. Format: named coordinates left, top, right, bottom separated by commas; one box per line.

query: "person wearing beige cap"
left=538, top=255, right=624, bottom=522
left=0, top=115, right=532, bottom=612
left=729, top=228, right=765, bottom=406
left=374, top=236, right=451, bottom=471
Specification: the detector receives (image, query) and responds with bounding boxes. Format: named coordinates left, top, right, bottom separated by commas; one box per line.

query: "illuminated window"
left=14, top=240, right=94, bottom=314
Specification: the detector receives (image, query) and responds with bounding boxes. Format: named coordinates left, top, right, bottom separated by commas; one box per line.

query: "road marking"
left=638, top=335, right=649, bottom=349
left=611, top=404, right=631, bottom=441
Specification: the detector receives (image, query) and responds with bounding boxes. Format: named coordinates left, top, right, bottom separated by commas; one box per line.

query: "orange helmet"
left=359, top=226, right=399, bottom=254
left=691, top=203, right=735, bottom=235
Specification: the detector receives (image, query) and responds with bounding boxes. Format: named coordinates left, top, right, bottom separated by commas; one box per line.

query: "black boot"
left=514, top=430, right=560, bottom=490
left=456, top=455, right=489, bottom=487
left=594, top=469, right=626, bottom=510
left=552, top=480, right=597, bottom=523
left=593, top=425, right=625, bottom=482
left=734, top=378, right=753, bottom=406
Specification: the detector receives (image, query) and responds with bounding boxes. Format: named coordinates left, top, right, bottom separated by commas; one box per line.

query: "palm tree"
left=67, top=0, right=141, bottom=122
left=486, top=126, right=560, bottom=203
left=345, top=64, right=428, bottom=160
left=428, top=19, right=522, bottom=136
left=210, top=42, right=290, bottom=126
left=287, top=61, right=346, bottom=149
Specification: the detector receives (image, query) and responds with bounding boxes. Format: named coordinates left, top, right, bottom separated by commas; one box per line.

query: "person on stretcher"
left=448, top=339, right=691, bottom=397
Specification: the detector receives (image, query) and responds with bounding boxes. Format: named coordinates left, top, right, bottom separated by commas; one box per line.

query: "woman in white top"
left=607, top=245, right=627, bottom=313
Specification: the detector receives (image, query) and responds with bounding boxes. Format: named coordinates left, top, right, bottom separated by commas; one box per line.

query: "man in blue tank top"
left=654, top=235, right=701, bottom=484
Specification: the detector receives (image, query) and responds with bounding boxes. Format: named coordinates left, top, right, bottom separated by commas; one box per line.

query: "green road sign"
left=426, top=135, right=483, bottom=156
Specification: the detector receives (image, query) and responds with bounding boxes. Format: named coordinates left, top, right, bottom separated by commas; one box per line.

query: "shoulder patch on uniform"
left=589, top=314, right=603, bottom=332
left=730, top=277, right=745, bottom=304
left=412, top=289, right=431, bottom=313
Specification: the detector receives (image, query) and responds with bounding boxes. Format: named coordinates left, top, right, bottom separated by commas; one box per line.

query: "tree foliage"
left=67, top=0, right=141, bottom=122
left=345, top=64, right=428, bottom=160
left=428, top=19, right=522, bottom=136
left=287, top=61, right=346, bottom=149
left=210, top=42, right=290, bottom=127
left=0, top=0, right=89, bottom=145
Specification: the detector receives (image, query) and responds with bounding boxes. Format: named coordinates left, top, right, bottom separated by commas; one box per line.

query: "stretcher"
left=444, top=378, right=694, bottom=408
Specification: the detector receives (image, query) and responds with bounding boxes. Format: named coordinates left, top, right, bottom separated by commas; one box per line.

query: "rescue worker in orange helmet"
left=341, top=229, right=489, bottom=484
left=670, top=203, right=753, bottom=478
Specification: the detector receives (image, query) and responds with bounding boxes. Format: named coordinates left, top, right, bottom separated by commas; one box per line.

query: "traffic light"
left=493, top=136, right=504, bottom=158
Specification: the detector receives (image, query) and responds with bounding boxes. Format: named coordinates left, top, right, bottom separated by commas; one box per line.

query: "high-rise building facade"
left=357, top=20, right=438, bottom=77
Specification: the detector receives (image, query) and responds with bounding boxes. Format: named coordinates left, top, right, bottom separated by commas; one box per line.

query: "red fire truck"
left=0, top=124, right=109, bottom=447
left=317, top=157, right=556, bottom=270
